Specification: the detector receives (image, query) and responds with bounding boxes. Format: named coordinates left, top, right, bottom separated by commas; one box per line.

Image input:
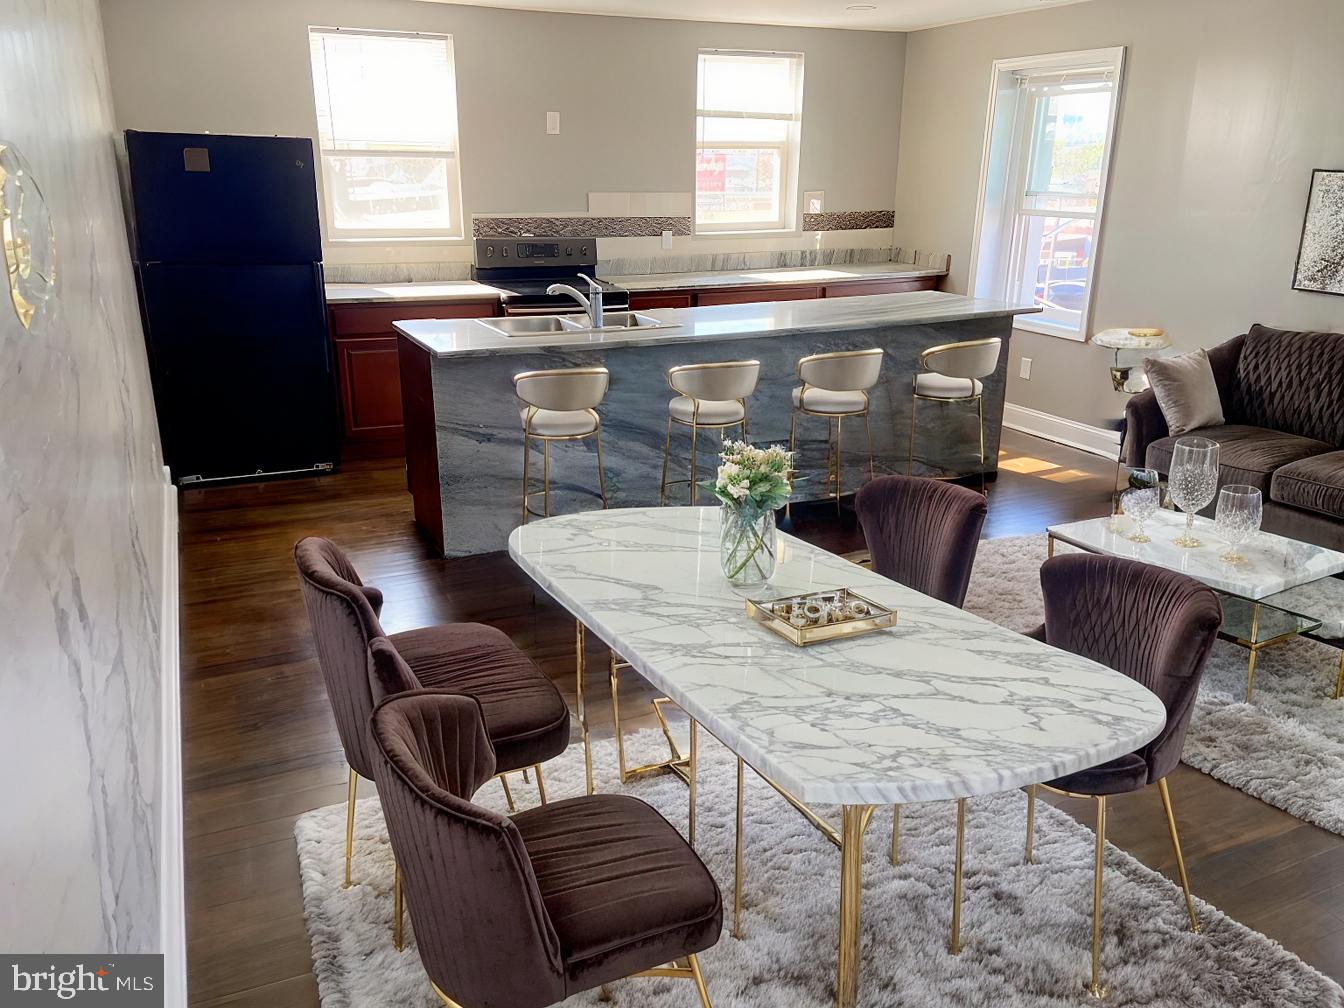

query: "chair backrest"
left=293, top=536, right=392, bottom=779
left=514, top=367, right=610, bottom=412
left=798, top=348, right=883, bottom=392
left=854, top=475, right=987, bottom=607
left=668, top=359, right=761, bottom=401
left=370, top=683, right=566, bottom=1008
left=1038, top=553, right=1222, bottom=783
left=921, top=337, right=1002, bottom=380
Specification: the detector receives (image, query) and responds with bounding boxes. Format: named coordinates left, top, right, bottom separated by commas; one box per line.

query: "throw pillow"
left=1144, top=349, right=1225, bottom=435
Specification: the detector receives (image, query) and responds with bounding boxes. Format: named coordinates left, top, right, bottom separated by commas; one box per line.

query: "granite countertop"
left=324, top=280, right=506, bottom=304
left=394, top=290, right=1040, bottom=359
left=606, top=261, right=947, bottom=292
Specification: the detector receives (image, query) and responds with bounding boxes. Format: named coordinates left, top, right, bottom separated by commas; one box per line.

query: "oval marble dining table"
left=508, top=506, right=1167, bottom=1008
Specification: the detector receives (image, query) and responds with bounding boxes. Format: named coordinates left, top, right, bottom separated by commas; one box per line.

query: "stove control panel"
left=474, top=237, right=596, bottom=268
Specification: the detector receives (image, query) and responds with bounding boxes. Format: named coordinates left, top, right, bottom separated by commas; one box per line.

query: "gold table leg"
left=1047, top=533, right=1056, bottom=559
left=836, top=805, right=875, bottom=1008
left=733, top=756, right=745, bottom=939
left=889, top=805, right=900, bottom=866
left=576, top=621, right=594, bottom=796
left=1088, top=796, right=1108, bottom=999
left=1245, top=603, right=1262, bottom=703
left=950, top=798, right=966, bottom=955
left=1024, top=784, right=1037, bottom=864
left=689, top=719, right=698, bottom=847
left=609, top=654, right=691, bottom=786
left=343, top=767, right=358, bottom=889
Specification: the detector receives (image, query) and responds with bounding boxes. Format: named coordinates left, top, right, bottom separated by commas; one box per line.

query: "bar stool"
left=514, top=366, right=610, bottom=523
left=660, top=360, right=760, bottom=505
left=790, top=348, right=883, bottom=512
left=909, top=337, right=1002, bottom=494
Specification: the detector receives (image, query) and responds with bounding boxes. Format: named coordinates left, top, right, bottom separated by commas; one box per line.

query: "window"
left=695, top=50, right=804, bottom=233
left=968, top=48, right=1125, bottom=340
left=308, top=27, right=464, bottom=239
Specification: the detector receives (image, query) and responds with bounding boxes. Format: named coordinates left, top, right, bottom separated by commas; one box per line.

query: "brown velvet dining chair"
left=1023, top=552, right=1222, bottom=997
left=293, top=536, right=570, bottom=889
left=369, top=681, right=722, bottom=1008
left=853, top=474, right=987, bottom=894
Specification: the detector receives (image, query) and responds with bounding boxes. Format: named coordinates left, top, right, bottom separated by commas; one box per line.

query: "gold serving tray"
left=746, top=588, right=897, bottom=646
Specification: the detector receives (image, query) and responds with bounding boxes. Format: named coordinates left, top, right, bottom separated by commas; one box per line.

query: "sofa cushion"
left=1146, top=425, right=1334, bottom=494
left=1230, top=324, right=1344, bottom=446
left=1271, top=451, right=1344, bottom=520
left=1145, top=349, right=1224, bottom=435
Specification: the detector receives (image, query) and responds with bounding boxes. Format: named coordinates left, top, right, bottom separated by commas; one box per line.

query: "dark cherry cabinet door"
left=695, top=285, right=823, bottom=306
left=629, top=291, right=695, bottom=310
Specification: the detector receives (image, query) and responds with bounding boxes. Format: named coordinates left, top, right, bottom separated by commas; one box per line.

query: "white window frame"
left=694, top=49, right=804, bottom=235
left=966, top=47, right=1126, bottom=342
left=307, top=26, right=466, bottom=242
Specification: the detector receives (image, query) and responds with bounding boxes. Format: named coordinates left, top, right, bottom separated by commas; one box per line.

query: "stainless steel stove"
left=471, top=237, right=629, bottom=316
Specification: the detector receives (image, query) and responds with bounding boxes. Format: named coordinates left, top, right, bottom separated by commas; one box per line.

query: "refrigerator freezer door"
left=137, top=262, right=339, bottom=482
left=125, top=131, right=322, bottom=264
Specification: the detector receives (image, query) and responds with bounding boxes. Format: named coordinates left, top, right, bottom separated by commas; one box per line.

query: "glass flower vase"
left=719, top=503, right=778, bottom=587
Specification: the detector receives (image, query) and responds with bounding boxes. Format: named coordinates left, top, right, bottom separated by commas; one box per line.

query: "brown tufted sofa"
left=1124, top=323, right=1344, bottom=551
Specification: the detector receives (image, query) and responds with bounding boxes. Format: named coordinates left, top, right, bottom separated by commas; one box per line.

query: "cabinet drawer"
left=823, top=278, right=936, bottom=298
left=329, top=299, right=498, bottom=336
left=629, top=291, right=695, bottom=310
left=695, top=285, right=823, bottom=306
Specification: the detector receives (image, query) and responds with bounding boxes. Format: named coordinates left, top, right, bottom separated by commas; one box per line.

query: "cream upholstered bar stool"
left=514, top=366, right=610, bottom=523
left=660, top=359, right=761, bottom=505
left=908, top=337, right=1002, bottom=494
left=791, top=348, right=884, bottom=512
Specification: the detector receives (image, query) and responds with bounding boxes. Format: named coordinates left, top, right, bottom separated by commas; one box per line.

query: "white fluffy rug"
left=295, top=731, right=1342, bottom=1008
left=965, top=536, right=1344, bottom=837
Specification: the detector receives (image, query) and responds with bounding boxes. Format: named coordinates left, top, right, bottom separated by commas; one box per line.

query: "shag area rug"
left=965, top=535, right=1344, bottom=837
left=296, top=731, right=1342, bottom=1008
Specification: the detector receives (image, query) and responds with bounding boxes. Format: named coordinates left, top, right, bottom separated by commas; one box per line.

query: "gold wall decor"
left=0, top=142, right=57, bottom=330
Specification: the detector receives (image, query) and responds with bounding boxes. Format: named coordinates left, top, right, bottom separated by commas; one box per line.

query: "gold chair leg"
left=688, top=718, right=698, bottom=847
left=688, top=953, right=713, bottom=1008
left=908, top=394, right=917, bottom=475
left=343, top=767, right=358, bottom=889
left=610, top=651, right=629, bottom=782
left=1089, top=796, right=1108, bottom=999
left=431, top=981, right=465, bottom=1006
left=521, top=434, right=531, bottom=525
left=889, top=805, right=900, bottom=865
left=393, top=861, right=404, bottom=950
left=595, top=426, right=609, bottom=509
left=534, top=763, right=548, bottom=805
left=950, top=798, right=966, bottom=955
left=1157, top=778, right=1200, bottom=933
left=733, top=756, right=745, bottom=939
left=576, top=621, right=594, bottom=796
left=598, top=984, right=613, bottom=1002
left=660, top=417, right=673, bottom=506
left=1024, top=784, right=1037, bottom=864
left=499, top=773, right=517, bottom=813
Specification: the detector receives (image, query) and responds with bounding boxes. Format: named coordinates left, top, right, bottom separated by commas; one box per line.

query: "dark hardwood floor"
left=180, top=431, right=1344, bottom=1006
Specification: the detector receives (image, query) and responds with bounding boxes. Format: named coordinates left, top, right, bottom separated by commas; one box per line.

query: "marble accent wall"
left=1, top=0, right=169, bottom=955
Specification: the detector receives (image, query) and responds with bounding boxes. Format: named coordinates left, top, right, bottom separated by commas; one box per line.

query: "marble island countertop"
left=324, top=280, right=507, bottom=303
left=605, top=260, right=947, bottom=292
left=394, top=290, right=1040, bottom=359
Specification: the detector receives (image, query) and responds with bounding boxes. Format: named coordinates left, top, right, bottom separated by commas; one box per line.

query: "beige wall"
left=99, top=0, right=905, bottom=263
left=896, top=0, right=1344, bottom=430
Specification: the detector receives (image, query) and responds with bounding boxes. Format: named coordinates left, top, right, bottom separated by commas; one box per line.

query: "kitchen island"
left=395, top=290, right=1038, bottom=556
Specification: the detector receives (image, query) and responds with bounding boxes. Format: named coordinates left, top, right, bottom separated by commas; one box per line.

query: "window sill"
left=1013, top=315, right=1086, bottom=342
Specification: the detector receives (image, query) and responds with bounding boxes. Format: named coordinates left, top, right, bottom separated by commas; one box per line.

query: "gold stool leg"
left=534, top=763, right=548, bottom=805
left=542, top=439, right=552, bottom=517
left=950, top=798, right=966, bottom=955
left=610, top=651, right=629, bottom=783
left=521, top=434, right=531, bottom=525
left=343, top=767, right=357, bottom=888
left=689, top=422, right=699, bottom=505
left=595, top=426, right=609, bottom=509
left=889, top=805, right=900, bottom=865
left=576, top=621, right=593, bottom=796
left=499, top=774, right=517, bottom=813
left=688, top=953, right=713, bottom=1008
left=660, top=417, right=673, bottom=506
left=977, top=394, right=987, bottom=495
left=1088, top=796, right=1108, bottom=999
left=908, top=395, right=917, bottom=475
left=734, top=756, right=745, bottom=939
left=1157, top=778, right=1200, bottom=933
left=786, top=411, right=798, bottom=520
left=393, top=861, right=404, bottom=951
left=834, top=415, right=844, bottom=513
left=688, top=718, right=698, bottom=847
left=863, top=410, right=875, bottom=484
left=1024, top=784, right=1037, bottom=864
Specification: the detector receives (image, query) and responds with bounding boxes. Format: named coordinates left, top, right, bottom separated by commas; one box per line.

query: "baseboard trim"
left=158, top=467, right=186, bottom=1006
left=1003, top=403, right=1121, bottom=461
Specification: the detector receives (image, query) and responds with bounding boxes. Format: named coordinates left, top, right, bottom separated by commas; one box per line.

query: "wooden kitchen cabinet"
left=328, top=298, right=498, bottom=455
left=628, top=291, right=695, bottom=311
left=696, top=284, right=823, bottom=306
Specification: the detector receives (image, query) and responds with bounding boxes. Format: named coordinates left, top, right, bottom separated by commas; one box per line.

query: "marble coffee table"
left=1048, top=508, right=1344, bottom=702
left=511, top=506, right=1165, bottom=1008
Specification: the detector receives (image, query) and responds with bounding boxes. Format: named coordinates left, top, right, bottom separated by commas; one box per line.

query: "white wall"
left=1, top=0, right=176, bottom=966
left=99, top=0, right=906, bottom=268
left=896, top=0, right=1344, bottom=429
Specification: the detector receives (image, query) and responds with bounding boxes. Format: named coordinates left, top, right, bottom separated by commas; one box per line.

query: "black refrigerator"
left=125, top=130, right=339, bottom=484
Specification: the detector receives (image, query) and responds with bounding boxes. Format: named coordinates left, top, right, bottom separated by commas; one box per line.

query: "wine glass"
left=1168, top=437, right=1220, bottom=547
left=1214, top=484, right=1262, bottom=564
left=1119, top=468, right=1161, bottom=543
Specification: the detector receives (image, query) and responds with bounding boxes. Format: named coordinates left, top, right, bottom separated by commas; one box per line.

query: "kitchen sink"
left=477, top=312, right=678, bottom=337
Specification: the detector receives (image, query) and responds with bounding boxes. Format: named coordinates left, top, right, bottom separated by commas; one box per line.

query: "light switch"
left=546, top=111, right=560, bottom=135
left=1019, top=357, right=1032, bottom=380
left=661, top=230, right=674, bottom=250
left=804, top=190, right=824, bottom=214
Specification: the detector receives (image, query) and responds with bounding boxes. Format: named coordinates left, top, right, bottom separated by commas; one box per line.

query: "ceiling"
left=420, top=0, right=1090, bottom=32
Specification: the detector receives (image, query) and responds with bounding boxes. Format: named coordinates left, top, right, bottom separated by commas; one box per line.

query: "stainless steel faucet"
left=547, top=272, right=604, bottom=328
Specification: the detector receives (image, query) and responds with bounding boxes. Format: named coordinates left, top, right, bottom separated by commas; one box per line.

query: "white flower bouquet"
left=709, top=440, right=794, bottom=586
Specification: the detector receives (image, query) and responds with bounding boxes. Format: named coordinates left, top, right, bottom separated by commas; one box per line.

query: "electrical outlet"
left=661, top=230, right=674, bottom=250
left=1019, top=357, right=1032, bottom=380
left=546, top=111, right=560, bottom=135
